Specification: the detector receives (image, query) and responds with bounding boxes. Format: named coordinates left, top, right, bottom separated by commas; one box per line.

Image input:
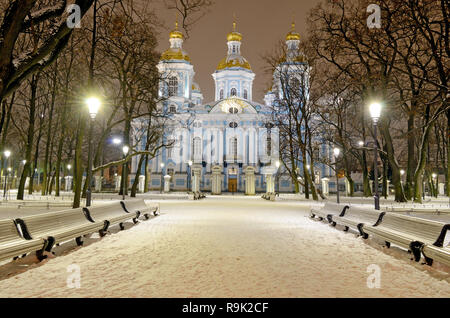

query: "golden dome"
left=169, top=22, right=183, bottom=39
left=160, top=48, right=191, bottom=62
left=286, top=22, right=300, bottom=41
left=227, top=22, right=242, bottom=42
left=217, top=56, right=251, bottom=70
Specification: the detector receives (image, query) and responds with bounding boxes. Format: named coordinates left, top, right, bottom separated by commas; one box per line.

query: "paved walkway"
left=0, top=198, right=448, bottom=297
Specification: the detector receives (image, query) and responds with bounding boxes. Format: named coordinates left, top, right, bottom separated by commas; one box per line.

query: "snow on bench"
left=120, top=200, right=159, bottom=220
left=332, top=206, right=385, bottom=236
left=422, top=244, right=450, bottom=267
left=361, top=213, right=449, bottom=262
left=310, top=202, right=349, bottom=223
left=16, top=208, right=104, bottom=252
left=0, top=219, right=48, bottom=262
left=84, top=202, right=139, bottom=234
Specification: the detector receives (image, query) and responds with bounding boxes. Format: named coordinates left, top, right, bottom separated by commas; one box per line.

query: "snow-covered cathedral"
left=131, top=21, right=332, bottom=194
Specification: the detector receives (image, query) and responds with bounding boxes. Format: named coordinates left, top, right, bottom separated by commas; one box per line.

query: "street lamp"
left=333, top=148, right=340, bottom=204
left=112, top=138, right=122, bottom=145
left=187, top=160, right=193, bottom=193
left=3, top=150, right=11, bottom=199
left=275, top=160, right=281, bottom=195
left=160, top=163, right=165, bottom=193
left=122, top=145, right=129, bottom=200
left=86, top=97, right=101, bottom=207
left=432, top=173, right=438, bottom=198
left=369, top=102, right=382, bottom=210
left=358, top=141, right=364, bottom=147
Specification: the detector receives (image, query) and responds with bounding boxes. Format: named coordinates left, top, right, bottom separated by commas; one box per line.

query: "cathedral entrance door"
left=228, top=178, right=237, bottom=193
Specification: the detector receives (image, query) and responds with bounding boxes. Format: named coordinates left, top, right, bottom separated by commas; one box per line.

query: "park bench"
left=0, top=219, right=48, bottom=262
left=310, top=202, right=349, bottom=223
left=192, top=192, right=206, bottom=200
left=361, top=213, right=449, bottom=262
left=84, top=202, right=139, bottom=233
left=16, top=208, right=104, bottom=252
left=332, top=206, right=385, bottom=236
left=120, top=200, right=159, bottom=220
left=422, top=243, right=450, bottom=267
left=261, top=193, right=276, bottom=201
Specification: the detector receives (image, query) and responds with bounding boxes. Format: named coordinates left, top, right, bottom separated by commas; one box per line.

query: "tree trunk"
left=17, top=75, right=39, bottom=200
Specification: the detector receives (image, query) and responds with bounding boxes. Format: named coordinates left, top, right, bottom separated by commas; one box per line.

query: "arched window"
left=220, top=89, right=224, bottom=100
left=230, top=137, right=238, bottom=159
left=289, top=77, right=300, bottom=94
left=230, top=88, right=237, bottom=97
left=193, top=137, right=202, bottom=157
left=266, top=135, right=272, bottom=156
left=168, top=77, right=178, bottom=97
left=229, top=107, right=238, bottom=114
left=243, top=89, right=248, bottom=100
left=169, top=105, right=177, bottom=113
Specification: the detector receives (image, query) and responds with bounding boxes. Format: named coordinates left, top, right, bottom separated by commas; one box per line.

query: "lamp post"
left=432, top=173, right=437, bottom=198
left=122, top=145, right=129, bottom=200
left=333, top=148, right=340, bottom=204
left=3, top=150, right=11, bottom=199
left=400, top=169, right=405, bottom=188
left=86, top=97, right=101, bottom=207
left=187, top=160, right=193, bottom=193
left=275, top=160, right=281, bottom=195
left=160, top=163, right=165, bottom=193
left=67, top=164, right=72, bottom=192
left=369, top=102, right=382, bottom=210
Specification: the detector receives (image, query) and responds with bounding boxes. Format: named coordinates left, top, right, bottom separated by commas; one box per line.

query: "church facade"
left=131, top=22, right=327, bottom=194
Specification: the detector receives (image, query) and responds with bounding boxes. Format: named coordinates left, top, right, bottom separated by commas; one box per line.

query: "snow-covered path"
left=0, top=197, right=448, bottom=297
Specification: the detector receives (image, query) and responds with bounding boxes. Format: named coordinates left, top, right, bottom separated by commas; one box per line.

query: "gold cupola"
left=227, top=22, right=242, bottom=42
left=160, top=21, right=191, bottom=62
left=169, top=21, right=183, bottom=39
left=216, top=21, right=251, bottom=71
left=286, top=22, right=300, bottom=41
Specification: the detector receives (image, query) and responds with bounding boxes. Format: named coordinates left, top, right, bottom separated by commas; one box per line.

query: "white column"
left=115, top=176, right=121, bottom=191
left=164, top=175, right=171, bottom=193
left=249, top=129, right=255, bottom=165
left=184, top=128, right=190, bottom=163
left=138, top=175, right=146, bottom=193
left=321, top=178, right=329, bottom=196
left=237, top=128, right=243, bottom=161
left=206, top=129, right=212, bottom=165
left=254, top=129, right=259, bottom=164
left=218, top=129, right=224, bottom=164
left=438, top=183, right=445, bottom=196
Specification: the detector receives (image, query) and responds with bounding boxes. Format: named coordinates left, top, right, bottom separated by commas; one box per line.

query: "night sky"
left=155, top=0, right=318, bottom=103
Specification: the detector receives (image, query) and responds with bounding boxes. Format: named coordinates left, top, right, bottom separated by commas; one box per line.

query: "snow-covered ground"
left=0, top=197, right=448, bottom=298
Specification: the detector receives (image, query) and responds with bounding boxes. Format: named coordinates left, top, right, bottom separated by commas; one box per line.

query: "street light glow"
left=4, top=150, right=11, bottom=158
left=188, top=160, right=193, bottom=166
left=306, top=164, right=310, bottom=170
left=122, top=145, right=130, bottom=156
left=358, top=141, right=364, bottom=147
left=22, top=160, right=26, bottom=165
left=113, top=138, right=122, bottom=145
left=333, top=148, right=340, bottom=157
left=67, top=164, right=72, bottom=170
left=276, top=160, right=281, bottom=168
left=86, top=97, right=101, bottom=119
left=400, top=169, right=405, bottom=176
left=160, top=163, right=165, bottom=168
left=432, top=173, right=437, bottom=179
left=369, top=102, right=382, bottom=122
